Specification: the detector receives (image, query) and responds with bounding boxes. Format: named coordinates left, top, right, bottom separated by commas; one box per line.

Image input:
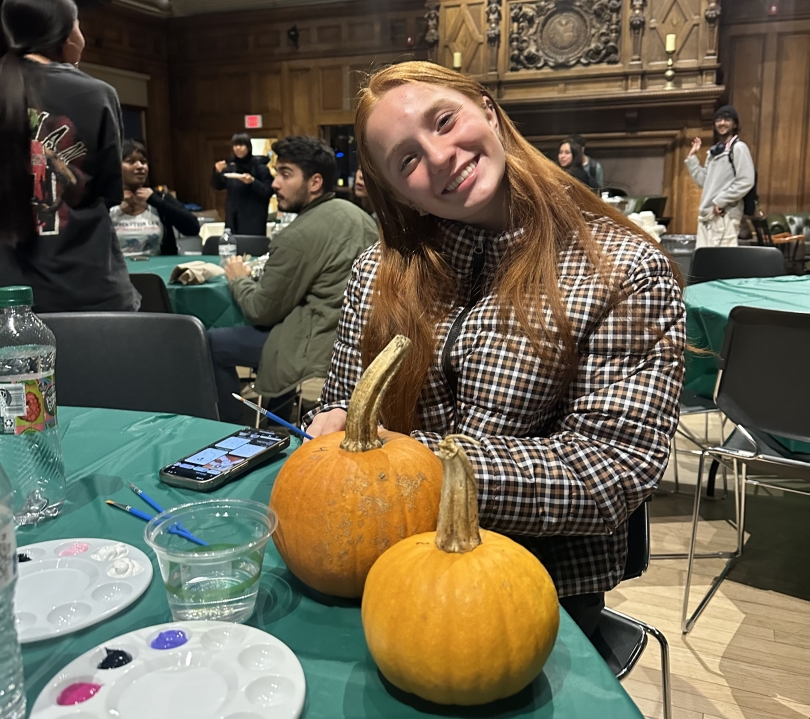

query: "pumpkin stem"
left=435, top=436, right=482, bottom=553
left=340, top=335, right=412, bottom=453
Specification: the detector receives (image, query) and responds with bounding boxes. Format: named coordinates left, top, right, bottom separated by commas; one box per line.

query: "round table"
left=127, top=255, right=245, bottom=329
left=19, top=407, right=643, bottom=719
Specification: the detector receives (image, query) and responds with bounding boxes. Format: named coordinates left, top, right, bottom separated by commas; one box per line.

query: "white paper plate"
left=223, top=172, right=243, bottom=178
left=15, top=538, right=153, bottom=644
left=30, top=620, right=306, bottom=719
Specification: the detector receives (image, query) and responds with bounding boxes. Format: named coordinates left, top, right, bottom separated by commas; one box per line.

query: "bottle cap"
left=0, top=285, right=34, bottom=308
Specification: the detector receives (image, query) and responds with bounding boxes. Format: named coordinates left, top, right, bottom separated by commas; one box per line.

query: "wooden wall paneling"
left=440, top=1, right=486, bottom=76
left=767, top=31, right=810, bottom=212
left=251, top=69, right=284, bottom=130
left=287, top=66, right=319, bottom=137
left=727, top=34, right=766, bottom=165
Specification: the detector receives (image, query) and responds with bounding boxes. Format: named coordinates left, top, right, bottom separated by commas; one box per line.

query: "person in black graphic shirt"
left=0, top=0, right=137, bottom=312
left=211, top=133, right=273, bottom=236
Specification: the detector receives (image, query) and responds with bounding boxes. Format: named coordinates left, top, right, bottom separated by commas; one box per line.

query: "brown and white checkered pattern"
left=305, top=214, right=685, bottom=598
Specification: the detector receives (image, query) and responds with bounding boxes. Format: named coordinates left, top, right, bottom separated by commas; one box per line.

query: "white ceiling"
left=116, top=0, right=355, bottom=16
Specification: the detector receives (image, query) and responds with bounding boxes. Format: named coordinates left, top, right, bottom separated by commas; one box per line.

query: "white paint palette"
left=15, top=538, right=153, bottom=643
left=30, top=621, right=307, bottom=719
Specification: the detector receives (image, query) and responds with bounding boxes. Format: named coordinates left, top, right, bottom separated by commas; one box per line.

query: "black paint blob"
left=17, top=553, right=31, bottom=563
left=97, top=648, right=133, bottom=670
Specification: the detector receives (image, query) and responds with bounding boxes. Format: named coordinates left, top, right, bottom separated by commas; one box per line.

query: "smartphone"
left=159, top=427, right=289, bottom=492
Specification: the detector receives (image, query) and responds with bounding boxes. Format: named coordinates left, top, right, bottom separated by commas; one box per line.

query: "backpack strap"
left=727, top=137, right=739, bottom=176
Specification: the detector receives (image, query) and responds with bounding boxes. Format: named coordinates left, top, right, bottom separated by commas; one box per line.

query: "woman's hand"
left=215, top=160, right=227, bottom=173
left=688, top=137, right=702, bottom=157
left=238, top=173, right=254, bottom=184
left=305, top=408, right=347, bottom=441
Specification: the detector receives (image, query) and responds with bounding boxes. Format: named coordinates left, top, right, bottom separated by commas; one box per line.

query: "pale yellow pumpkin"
left=362, top=436, right=559, bottom=705
left=270, top=335, right=443, bottom=598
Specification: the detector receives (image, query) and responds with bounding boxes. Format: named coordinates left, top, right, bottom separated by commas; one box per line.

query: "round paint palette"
left=15, top=538, right=153, bottom=643
left=30, top=621, right=307, bottom=719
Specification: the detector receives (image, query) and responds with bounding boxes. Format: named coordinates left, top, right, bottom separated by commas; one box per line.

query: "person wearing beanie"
left=685, top=105, right=755, bottom=248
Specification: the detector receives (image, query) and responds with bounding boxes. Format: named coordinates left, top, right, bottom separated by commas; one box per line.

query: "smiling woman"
left=305, top=61, right=687, bottom=639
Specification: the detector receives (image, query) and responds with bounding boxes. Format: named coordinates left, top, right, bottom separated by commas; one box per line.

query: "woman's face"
left=354, top=169, right=367, bottom=198
left=122, top=153, right=148, bottom=188
left=233, top=144, right=250, bottom=159
left=364, top=82, right=507, bottom=230
left=558, top=143, right=573, bottom=168
left=62, top=20, right=85, bottom=66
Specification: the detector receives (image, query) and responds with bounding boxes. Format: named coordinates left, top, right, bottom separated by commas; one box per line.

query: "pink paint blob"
left=58, top=542, right=91, bottom=557
left=56, top=682, right=102, bottom=705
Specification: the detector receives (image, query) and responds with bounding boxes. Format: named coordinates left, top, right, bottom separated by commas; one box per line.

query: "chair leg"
left=681, top=452, right=744, bottom=634
left=671, top=435, right=680, bottom=493
left=737, top=463, right=747, bottom=555
left=645, top=624, right=672, bottom=719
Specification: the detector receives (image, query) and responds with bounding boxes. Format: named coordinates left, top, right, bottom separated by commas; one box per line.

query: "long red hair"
left=355, top=61, right=674, bottom=433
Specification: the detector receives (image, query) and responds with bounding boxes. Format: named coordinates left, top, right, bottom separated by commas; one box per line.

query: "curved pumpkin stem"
left=340, top=335, right=412, bottom=453
left=435, top=436, right=482, bottom=553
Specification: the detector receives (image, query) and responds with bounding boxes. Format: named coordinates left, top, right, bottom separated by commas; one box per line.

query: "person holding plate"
left=211, top=132, right=273, bottom=236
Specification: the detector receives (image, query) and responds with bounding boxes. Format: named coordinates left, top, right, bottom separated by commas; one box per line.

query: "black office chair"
left=638, top=195, right=668, bottom=219
left=202, top=235, right=270, bottom=257
left=688, top=245, right=786, bottom=285
left=682, top=307, right=810, bottom=634
left=130, top=273, right=173, bottom=313
left=595, top=501, right=672, bottom=719
left=673, top=246, right=786, bottom=497
left=40, top=313, right=219, bottom=420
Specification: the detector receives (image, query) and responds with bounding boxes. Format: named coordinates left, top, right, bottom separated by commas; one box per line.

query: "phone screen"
left=162, top=429, right=286, bottom=482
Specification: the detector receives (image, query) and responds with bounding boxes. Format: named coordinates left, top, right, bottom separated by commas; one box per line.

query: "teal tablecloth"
left=127, top=255, right=245, bottom=329
left=20, top=407, right=642, bottom=718
left=685, top=275, right=810, bottom=398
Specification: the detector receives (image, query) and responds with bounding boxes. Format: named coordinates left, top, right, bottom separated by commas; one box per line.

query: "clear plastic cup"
left=144, top=499, right=277, bottom=623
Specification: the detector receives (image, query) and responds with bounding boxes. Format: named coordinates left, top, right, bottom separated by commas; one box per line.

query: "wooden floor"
left=608, top=414, right=810, bottom=719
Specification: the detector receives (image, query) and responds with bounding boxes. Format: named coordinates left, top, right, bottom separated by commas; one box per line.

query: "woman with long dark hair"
left=305, top=62, right=685, bottom=638
left=0, top=0, right=137, bottom=311
left=211, top=132, right=273, bottom=236
left=558, top=137, right=598, bottom=191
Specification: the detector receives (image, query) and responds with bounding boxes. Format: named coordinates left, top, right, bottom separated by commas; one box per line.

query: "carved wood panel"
left=508, top=0, right=622, bottom=70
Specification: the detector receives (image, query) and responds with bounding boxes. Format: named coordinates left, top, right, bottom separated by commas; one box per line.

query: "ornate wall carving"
left=509, top=1, right=621, bottom=71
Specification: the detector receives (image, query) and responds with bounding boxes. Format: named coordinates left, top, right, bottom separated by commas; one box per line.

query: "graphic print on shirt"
left=30, top=109, right=88, bottom=236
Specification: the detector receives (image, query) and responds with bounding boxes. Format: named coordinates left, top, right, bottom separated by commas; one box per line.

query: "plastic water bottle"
left=0, top=286, right=66, bottom=526
left=0, top=464, right=26, bottom=718
left=218, top=227, right=236, bottom=266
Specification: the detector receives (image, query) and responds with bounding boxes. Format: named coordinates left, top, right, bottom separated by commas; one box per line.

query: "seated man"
left=209, top=136, right=378, bottom=423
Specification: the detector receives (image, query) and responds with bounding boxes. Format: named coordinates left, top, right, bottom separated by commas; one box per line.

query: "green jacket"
left=229, top=193, right=377, bottom=398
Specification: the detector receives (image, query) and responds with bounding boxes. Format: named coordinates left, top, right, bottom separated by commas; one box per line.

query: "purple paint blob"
left=98, top=648, right=132, bottom=669
left=56, top=682, right=102, bottom=706
left=150, top=629, right=188, bottom=650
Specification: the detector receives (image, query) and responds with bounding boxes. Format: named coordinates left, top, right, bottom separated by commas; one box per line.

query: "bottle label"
left=0, top=516, right=17, bottom=593
left=0, top=372, right=57, bottom=435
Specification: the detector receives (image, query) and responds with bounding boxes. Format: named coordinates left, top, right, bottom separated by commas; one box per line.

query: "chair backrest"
left=689, top=246, right=786, bottom=285
left=750, top=217, right=774, bottom=246
left=638, top=195, right=668, bottom=219
left=716, top=306, right=810, bottom=443
left=202, top=235, right=270, bottom=257
left=129, top=273, right=173, bottom=313
left=40, top=312, right=219, bottom=420
left=766, top=213, right=790, bottom=236
left=176, top=236, right=203, bottom=255
left=622, top=501, right=650, bottom=581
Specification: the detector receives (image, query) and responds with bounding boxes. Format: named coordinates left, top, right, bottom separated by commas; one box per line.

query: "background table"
left=684, top=275, right=810, bottom=398
left=127, top=255, right=244, bottom=329
left=20, top=407, right=643, bottom=719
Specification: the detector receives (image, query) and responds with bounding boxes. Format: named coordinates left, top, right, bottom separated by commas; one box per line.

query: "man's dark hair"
left=272, top=136, right=337, bottom=193
left=122, top=139, right=147, bottom=162
left=570, top=133, right=587, bottom=149
left=231, top=132, right=252, bottom=148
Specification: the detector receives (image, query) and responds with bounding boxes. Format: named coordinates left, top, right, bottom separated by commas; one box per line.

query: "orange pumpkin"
left=362, top=436, right=560, bottom=705
left=270, top=335, right=442, bottom=598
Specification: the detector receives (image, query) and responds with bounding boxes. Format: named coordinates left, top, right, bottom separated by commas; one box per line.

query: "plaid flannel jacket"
left=306, top=214, right=685, bottom=597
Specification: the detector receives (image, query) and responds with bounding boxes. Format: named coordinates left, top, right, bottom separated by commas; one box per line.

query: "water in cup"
left=163, top=546, right=263, bottom=622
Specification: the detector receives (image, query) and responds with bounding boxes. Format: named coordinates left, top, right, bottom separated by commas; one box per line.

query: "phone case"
left=158, top=429, right=289, bottom=492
